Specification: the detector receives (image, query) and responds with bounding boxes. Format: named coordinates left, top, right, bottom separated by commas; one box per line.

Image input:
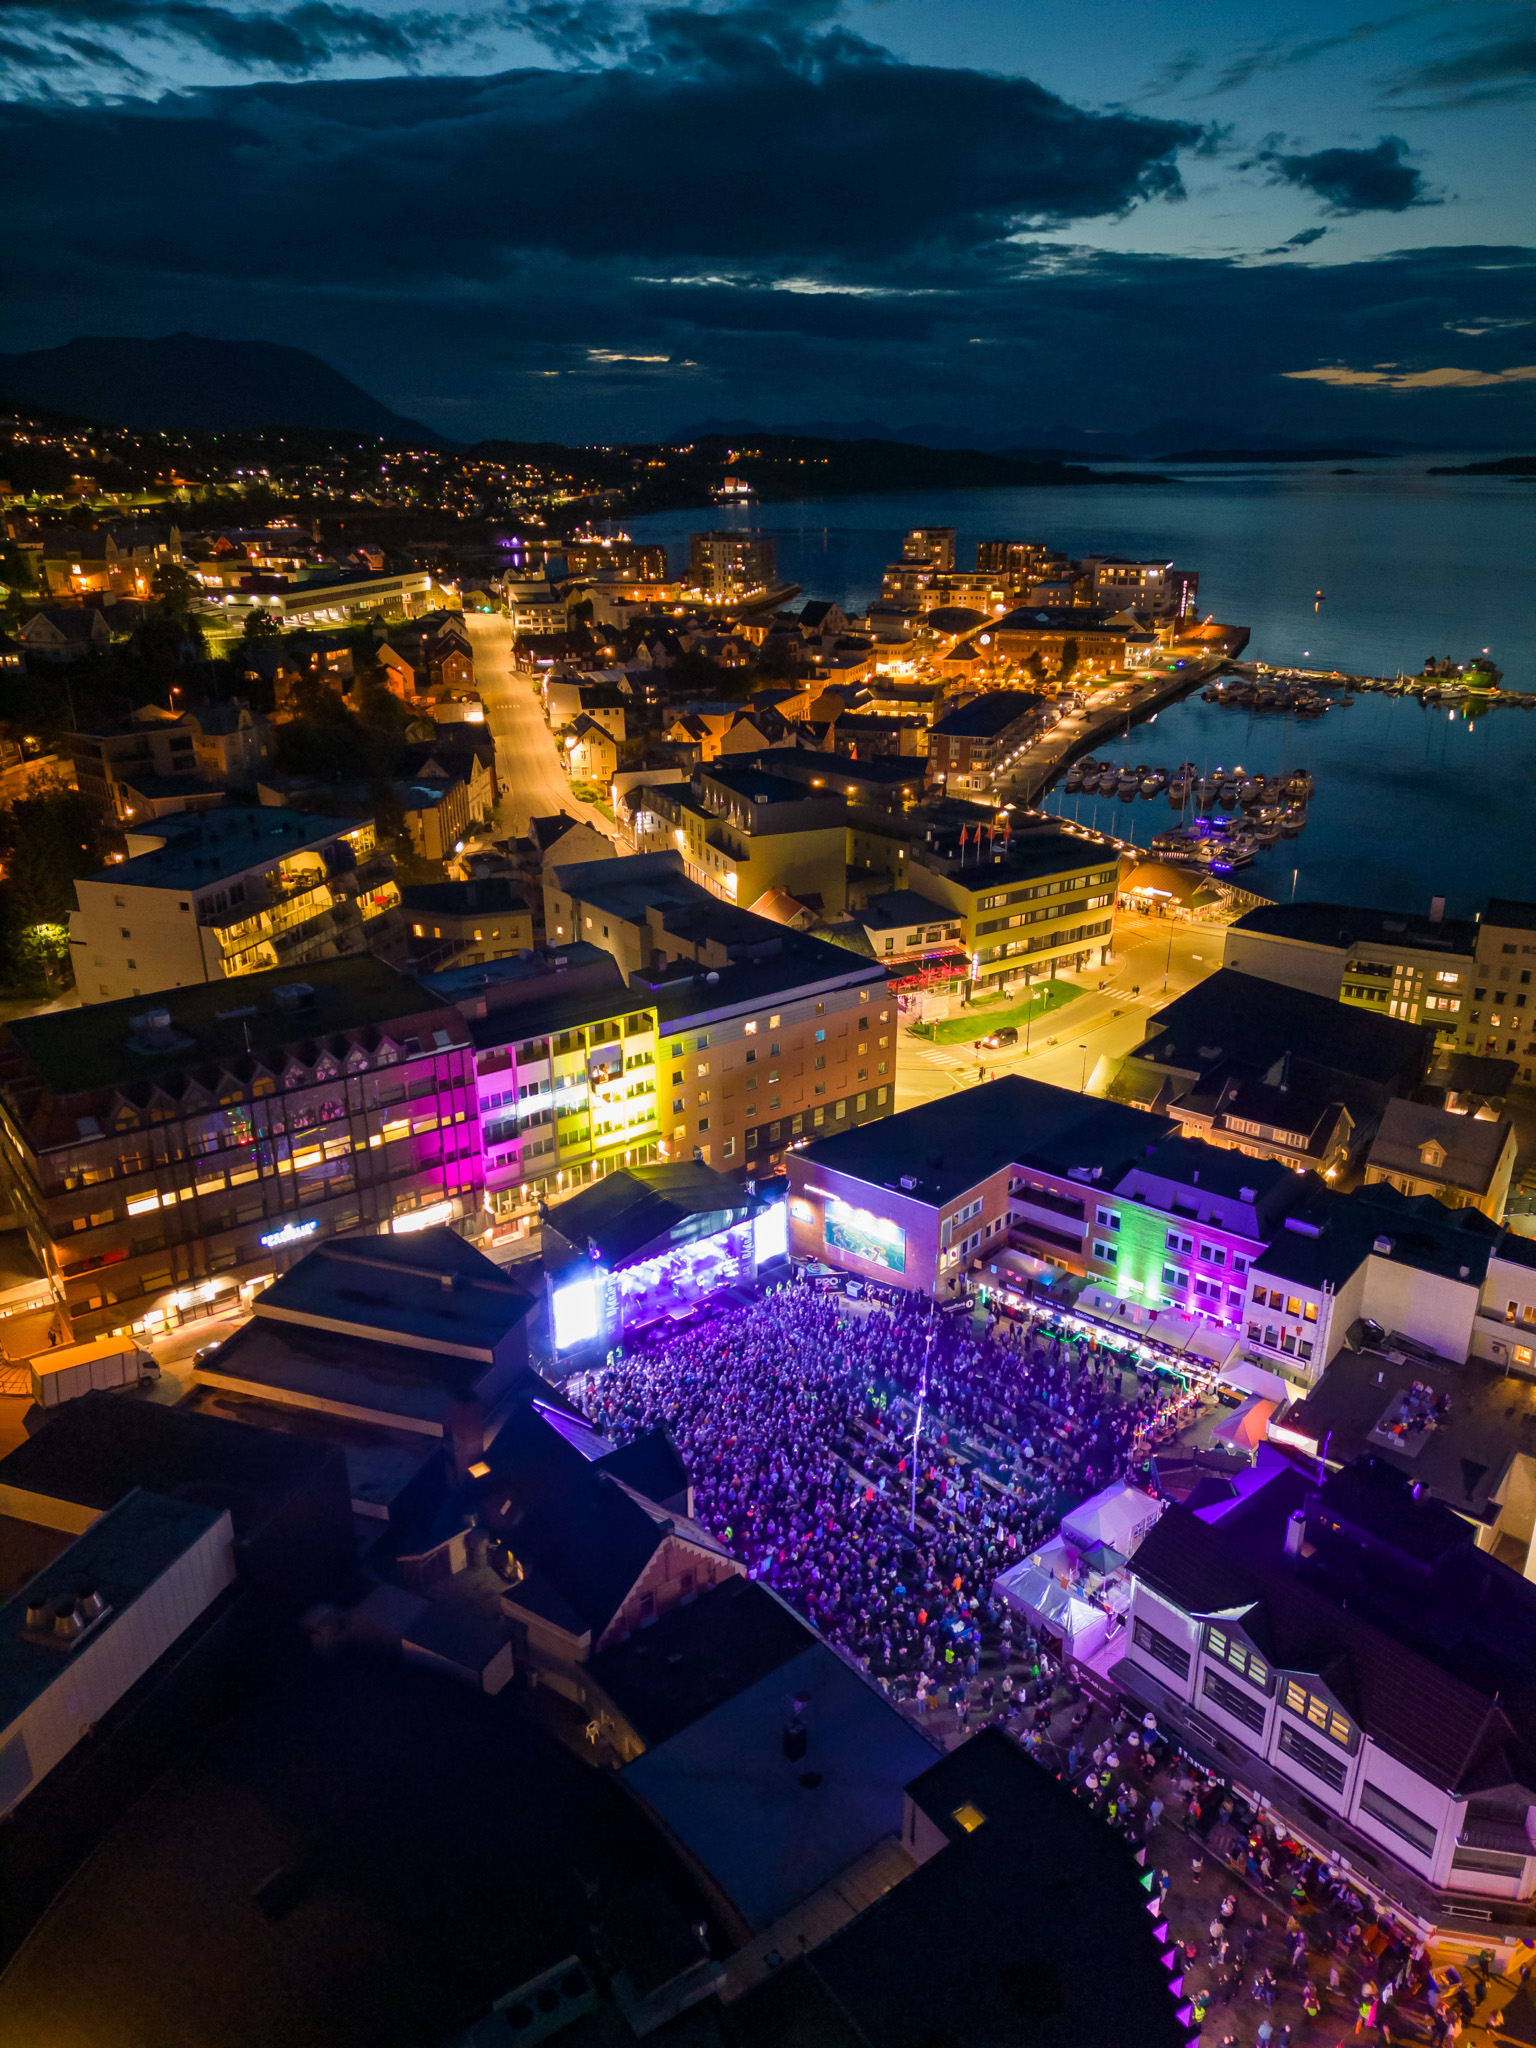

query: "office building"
left=1113, top=1454, right=1536, bottom=1947
left=0, top=957, right=483, bottom=1343
left=69, top=808, right=401, bottom=1004
left=686, top=531, right=776, bottom=600
left=1223, top=900, right=1478, bottom=1042
left=926, top=691, right=1049, bottom=794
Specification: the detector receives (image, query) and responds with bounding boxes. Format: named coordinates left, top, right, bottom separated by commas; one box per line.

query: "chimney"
left=1284, top=1509, right=1305, bottom=1559
left=1429, top=895, right=1445, bottom=926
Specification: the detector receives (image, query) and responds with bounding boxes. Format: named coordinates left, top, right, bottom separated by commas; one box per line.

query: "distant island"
left=1426, top=454, right=1536, bottom=477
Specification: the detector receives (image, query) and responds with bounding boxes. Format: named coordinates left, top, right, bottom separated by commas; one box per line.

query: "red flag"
left=958, top=826, right=969, bottom=847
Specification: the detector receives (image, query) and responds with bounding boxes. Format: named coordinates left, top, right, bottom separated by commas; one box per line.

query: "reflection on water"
left=1042, top=689, right=1529, bottom=917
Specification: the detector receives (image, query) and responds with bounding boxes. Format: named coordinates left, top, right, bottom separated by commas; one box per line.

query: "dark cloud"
left=1255, top=135, right=1434, bottom=213
left=1211, top=10, right=1436, bottom=95
left=1382, top=26, right=1536, bottom=106
left=1261, top=227, right=1330, bottom=253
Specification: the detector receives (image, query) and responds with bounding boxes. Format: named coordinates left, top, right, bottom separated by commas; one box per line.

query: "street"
left=464, top=613, right=614, bottom=841
left=895, top=909, right=1221, bottom=1112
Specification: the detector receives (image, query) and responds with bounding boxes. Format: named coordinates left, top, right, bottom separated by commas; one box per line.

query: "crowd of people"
left=575, top=1275, right=1190, bottom=1697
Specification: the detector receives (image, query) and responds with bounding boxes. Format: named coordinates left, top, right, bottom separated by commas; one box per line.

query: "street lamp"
left=1079, top=1043, right=1089, bottom=1092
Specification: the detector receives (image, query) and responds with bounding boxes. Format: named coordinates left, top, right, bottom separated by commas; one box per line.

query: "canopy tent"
left=1061, top=1479, right=1164, bottom=1560
left=1216, top=1358, right=1293, bottom=1406
left=1068, top=1290, right=1240, bottom=1373
left=992, top=1550, right=1111, bottom=1661
left=1210, top=1393, right=1277, bottom=1455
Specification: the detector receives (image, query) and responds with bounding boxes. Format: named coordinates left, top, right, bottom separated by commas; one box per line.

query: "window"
left=1093, top=1240, right=1119, bottom=1265
left=1358, top=1781, right=1438, bottom=1858
left=1286, top=1295, right=1301, bottom=1317
left=1166, top=1230, right=1193, bottom=1254
left=696, top=1034, right=709, bottom=1051
left=1132, top=1617, right=1190, bottom=1678
left=723, top=1137, right=736, bottom=1159
left=1203, top=1669, right=1266, bottom=1733
left=1161, top=1265, right=1190, bottom=1290
left=745, top=1048, right=757, bottom=1065
left=1277, top=1720, right=1347, bottom=1792
left=697, top=1116, right=710, bottom=1132
left=1203, top=1625, right=1272, bottom=1693
left=744, top=1020, right=757, bottom=1035
left=1199, top=1243, right=1226, bottom=1267
left=769, top=1014, right=780, bottom=1028
left=1452, top=1847, right=1528, bottom=1878
left=1282, top=1679, right=1355, bottom=1749
left=1095, top=1207, right=1120, bottom=1231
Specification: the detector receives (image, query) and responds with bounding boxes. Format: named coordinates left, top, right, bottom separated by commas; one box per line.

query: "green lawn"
left=909, top=978, right=1080, bottom=1045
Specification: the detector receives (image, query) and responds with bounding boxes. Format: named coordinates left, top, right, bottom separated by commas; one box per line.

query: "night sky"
left=2, top=0, right=1532, bottom=443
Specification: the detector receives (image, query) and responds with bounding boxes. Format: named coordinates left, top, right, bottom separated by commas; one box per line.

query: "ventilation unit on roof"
left=1373, top=1235, right=1394, bottom=1255
left=273, top=982, right=316, bottom=1013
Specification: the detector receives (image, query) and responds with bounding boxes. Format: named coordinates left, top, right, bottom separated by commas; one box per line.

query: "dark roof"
left=0, top=1390, right=337, bottom=1534
left=1138, top=967, right=1434, bottom=1091
left=1229, top=900, right=1477, bottom=956
left=798, top=1074, right=1175, bottom=1208
left=1496, top=1232, right=1536, bottom=1272
left=1, top=954, right=452, bottom=1101
left=993, top=605, right=1127, bottom=631
left=750, top=1727, right=1189, bottom=2048
left=858, top=890, right=964, bottom=932
left=1128, top=1132, right=1297, bottom=1210
left=1484, top=900, right=1536, bottom=933
left=592, top=1429, right=690, bottom=1508
left=396, top=878, right=528, bottom=919
left=588, top=1577, right=816, bottom=1747
left=922, top=825, right=1117, bottom=895
left=255, top=1228, right=536, bottom=1359
left=930, top=691, right=1040, bottom=739
left=542, top=1161, right=760, bottom=1273
left=1131, top=1459, right=1536, bottom=1794
left=1254, top=1182, right=1500, bottom=1291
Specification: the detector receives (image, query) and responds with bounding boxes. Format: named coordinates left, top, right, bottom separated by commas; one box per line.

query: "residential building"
left=1115, top=1454, right=1536, bottom=1949
left=41, top=523, right=180, bottom=600
left=18, top=605, right=113, bottom=662
left=1223, top=900, right=1478, bottom=1042
left=855, top=889, right=968, bottom=977
left=902, top=526, right=956, bottom=570
left=560, top=537, right=669, bottom=581
left=69, top=703, right=277, bottom=823
left=1364, top=1098, right=1516, bottom=1219
left=0, top=956, right=483, bottom=1342
left=1462, top=900, right=1536, bottom=1079
left=984, top=606, right=1153, bottom=674
left=457, top=911, right=892, bottom=1221
left=197, top=567, right=435, bottom=630
left=561, top=715, right=620, bottom=787
left=68, top=808, right=401, bottom=1002
left=835, top=711, right=929, bottom=759
left=401, top=735, right=496, bottom=824
left=1122, top=969, right=1437, bottom=1175
left=906, top=822, right=1119, bottom=990
left=1473, top=1233, right=1536, bottom=1374
left=686, top=532, right=776, bottom=600
left=1079, top=556, right=1199, bottom=621
left=1240, top=1181, right=1500, bottom=1381
left=926, top=691, right=1047, bottom=794
left=400, top=879, right=533, bottom=975
left=975, top=538, right=1053, bottom=590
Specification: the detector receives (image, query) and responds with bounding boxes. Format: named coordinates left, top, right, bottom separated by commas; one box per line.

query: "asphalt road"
left=464, top=614, right=613, bottom=841
left=893, top=909, right=1223, bottom=1114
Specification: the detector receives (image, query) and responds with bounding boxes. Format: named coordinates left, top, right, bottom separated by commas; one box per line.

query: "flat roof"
left=1484, top=900, right=1536, bottom=933
left=919, top=826, right=1118, bottom=894
left=1138, top=967, right=1434, bottom=1087
left=1229, top=900, right=1477, bottom=956
left=930, top=691, right=1040, bottom=739
left=1255, top=1182, right=1500, bottom=1291
left=2, top=954, right=450, bottom=1100
left=588, top=1577, right=816, bottom=1748
left=622, top=1640, right=937, bottom=1933
left=396, top=879, right=528, bottom=918
left=86, top=807, right=368, bottom=891
left=543, top=1162, right=760, bottom=1273
left=0, top=1489, right=226, bottom=1733
left=255, top=1229, right=536, bottom=1359
left=798, top=1073, right=1175, bottom=1208
left=201, top=1316, right=515, bottom=1425
left=858, top=891, right=964, bottom=932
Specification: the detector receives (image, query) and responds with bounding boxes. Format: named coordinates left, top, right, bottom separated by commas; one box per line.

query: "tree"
left=1057, top=637, right=1080, bottom=682
left=152, top=558, right=199, bottom=624
left=243, top=609, right=283, bottom=643
left=0, top=787, right=113, bottom=991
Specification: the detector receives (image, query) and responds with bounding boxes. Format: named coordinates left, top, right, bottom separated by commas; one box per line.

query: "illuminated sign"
left=789, top=1197, right=813, bottom=1224
left=552, top=1274, right=600, bottom=1349
left=825, top=1199, right=906, bottom=1274
left=753, top=1202, right=788, bottom=1264
left=260, top=1219, right=318, bottom=1249
left=391, top=1201, right=456, bottom=1236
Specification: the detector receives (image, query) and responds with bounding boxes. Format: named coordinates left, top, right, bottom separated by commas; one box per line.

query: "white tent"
left=1216, top=1358, right=1292, bottom=1405
left=1060, top=1479, right=1164, bottom=1559
left=993, top=1550, right=1111, bottom=1661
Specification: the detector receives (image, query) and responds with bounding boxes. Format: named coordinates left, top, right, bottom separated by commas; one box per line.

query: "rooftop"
left=2, top=954, right=451, bottom=1102
left=588, top=1576, right=816, bottom=1749
left=396, top=878, right=528, bottom=919
left=1138, top=967, right=1435, bottom=1091
left=542, top=1161, right=761, bottom=1275
left=1229, top=900, right=1478, bottom=957
left=0, top=1489, right=227, bottom=1734
left=799, top=1073, right=1175, bottom=1208
left=930, top=691, right=1041, bottom=740
left=86, top=807, right=369, bottom=892
left=992, top=605, right=1128, bottom=632
left=254, top=1229, right=535, bottom=1362
left=1253, top=1181, right=1501, bottom=1291
left=621, top=1639, right=938, bottom=1933
left=1484, top=900, right=1536, bottom=934
left=918, top=823, right=1117, bottom=893
left=857, top=890, right=964, bottom=933
left=1367, top=1098, right=1513, bottom=1196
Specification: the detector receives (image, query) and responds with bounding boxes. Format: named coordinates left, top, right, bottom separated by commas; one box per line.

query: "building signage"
left=391, top=1201, right=456, bottom=1235
left=260, top=1219, right=318, bottom=1250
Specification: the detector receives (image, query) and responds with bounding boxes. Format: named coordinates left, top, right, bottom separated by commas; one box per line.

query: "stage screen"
left=825, top=1200, right=906, bottom=1274
left=552, top=1273, right=600, bottom=1349
left=753, top=1202, right=788, bottom=1264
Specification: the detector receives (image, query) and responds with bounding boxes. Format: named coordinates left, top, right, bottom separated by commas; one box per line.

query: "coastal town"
left=0, top=415, right=1533, bottom=2048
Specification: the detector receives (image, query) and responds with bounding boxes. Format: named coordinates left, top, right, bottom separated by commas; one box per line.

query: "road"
left=464, top=614, right=613, bottom=841
left=893, top=909, right=1223, bottom=1114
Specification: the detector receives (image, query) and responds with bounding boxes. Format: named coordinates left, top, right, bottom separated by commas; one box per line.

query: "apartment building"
left=1116, top=1456, right=1536, bottom=1950
left=68, top=808, right=402, bottom=1003
left=401, top=879, right=533, bottom=975
left=1461, top=900, right=1536, bottom=1079
left=70, top=705, right=278, bottom=824
left=0, top=957, right=483, bottom=1344
left=1079, top=557, right=1199, bottom=621
left=906, top=823, right=1119, bottom=991
left=455, top=910, right=892, bottom=1221
left=926, top=692, right=1044, bottom=795
left=1223, top=901, right=1478, bottom=1044
left=686, top=532, right=776, bottom=599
